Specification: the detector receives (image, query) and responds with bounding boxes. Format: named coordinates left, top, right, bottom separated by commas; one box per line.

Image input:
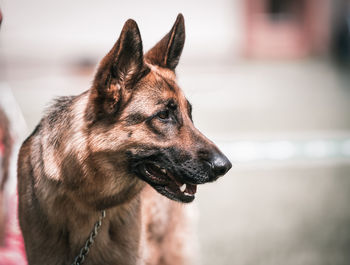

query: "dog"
left=17, top=14, right=231, bottom=265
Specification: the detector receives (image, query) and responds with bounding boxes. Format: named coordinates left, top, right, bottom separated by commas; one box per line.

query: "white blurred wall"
left=0, top=0, right=243, bottom=63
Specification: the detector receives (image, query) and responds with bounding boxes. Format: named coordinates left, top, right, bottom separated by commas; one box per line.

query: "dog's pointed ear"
left=145, top=14, right=185, bottom=70
left=90, top=19, right=148, bottom=117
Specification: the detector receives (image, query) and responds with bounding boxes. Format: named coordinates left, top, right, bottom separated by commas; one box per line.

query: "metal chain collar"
left=71, top=210, right=106, bottom=265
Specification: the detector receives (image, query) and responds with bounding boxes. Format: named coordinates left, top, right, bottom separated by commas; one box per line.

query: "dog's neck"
left=39, top=92, right=144, bottom=208
left=71, top=209, right=106, bottom=265
left=27, top=92, right=144, bottom=264
left=32, top=169, right=143, bottom=264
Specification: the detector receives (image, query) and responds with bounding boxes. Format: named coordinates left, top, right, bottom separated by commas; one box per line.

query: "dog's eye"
left=168, top=102, right=177, bottom=110
left=157, top=110, right=170, bottom=120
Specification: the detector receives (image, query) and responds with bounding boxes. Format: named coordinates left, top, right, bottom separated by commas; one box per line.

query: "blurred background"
left=1, top=0, right=350, bottom=264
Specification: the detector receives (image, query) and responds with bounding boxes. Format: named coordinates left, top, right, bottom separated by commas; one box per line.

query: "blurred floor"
left=2, top=58, right=350, bottom=265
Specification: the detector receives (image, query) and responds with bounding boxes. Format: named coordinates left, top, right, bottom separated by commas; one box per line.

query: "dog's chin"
left=136, top=163, right=197, bottom=203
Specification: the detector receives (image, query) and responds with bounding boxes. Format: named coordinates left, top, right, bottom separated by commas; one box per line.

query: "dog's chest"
left=138, top=186, right=198, bottom=265
left=138, top=186, right=176, bottom=263
left=141, top=185, right=173, bottom=239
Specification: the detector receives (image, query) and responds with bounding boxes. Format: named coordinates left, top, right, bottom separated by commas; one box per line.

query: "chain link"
left=71, top=210, right=106, bottom=265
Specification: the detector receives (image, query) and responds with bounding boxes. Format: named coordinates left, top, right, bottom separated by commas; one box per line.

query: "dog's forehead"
left=146, top=63, right=176, bottom=81
left=126, top=64, right=189, bottom=117
left=137, top=65, right=186, bottom=100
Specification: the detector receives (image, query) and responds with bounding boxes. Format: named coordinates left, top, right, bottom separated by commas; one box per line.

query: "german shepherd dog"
left=17, top=14, right=231, bottom=265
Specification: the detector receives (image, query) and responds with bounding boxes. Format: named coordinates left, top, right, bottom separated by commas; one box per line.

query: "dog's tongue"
left=186, top=184, right=197, bottom=195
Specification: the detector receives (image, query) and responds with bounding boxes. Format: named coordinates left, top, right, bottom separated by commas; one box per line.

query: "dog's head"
left=86, top=14, right=231, bottom=203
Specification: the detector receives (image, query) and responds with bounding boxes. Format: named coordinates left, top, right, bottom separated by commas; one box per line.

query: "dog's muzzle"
left=128, top=146, right=231, bottom=203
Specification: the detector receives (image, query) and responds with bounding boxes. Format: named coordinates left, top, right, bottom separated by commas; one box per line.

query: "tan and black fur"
left=17, top=14, right=231, bottom=265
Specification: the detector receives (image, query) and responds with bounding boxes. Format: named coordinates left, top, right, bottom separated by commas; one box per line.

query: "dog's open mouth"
left=138, top=163, right=197, bottom=203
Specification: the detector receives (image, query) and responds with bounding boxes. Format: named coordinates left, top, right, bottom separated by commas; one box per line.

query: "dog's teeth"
left=184, top=192, right=190, bottom=196
left=160, top=168, right=167, bottom=174
left=180, top=184, right=186, bottom=192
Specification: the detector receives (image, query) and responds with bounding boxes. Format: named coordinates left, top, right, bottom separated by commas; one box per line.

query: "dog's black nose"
left=198, top=149, right=232, bottom=180
left=210, top=152, right=232, bottom=178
